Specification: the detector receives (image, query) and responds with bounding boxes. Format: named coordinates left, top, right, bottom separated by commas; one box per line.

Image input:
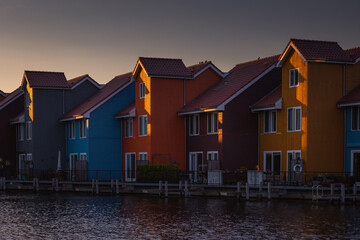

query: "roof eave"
left=251, top=99, right=282, bottom=112
left=192, top=64, right=225, bottom=79
left=0, top=91, right=24, bottom=111
left=337, top=101, right=360, bottom=108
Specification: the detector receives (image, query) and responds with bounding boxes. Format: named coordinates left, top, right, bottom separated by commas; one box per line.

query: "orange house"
left=252, top=39, right=360, bottom=182
left=117, top=57, right=224, bottom=181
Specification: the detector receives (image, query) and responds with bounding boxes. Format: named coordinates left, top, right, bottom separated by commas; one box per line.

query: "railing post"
left=96, top=180, right=99, bottom=195
left=259, top=182, right=263, bottom=193
left=111, top=179, right=114, bottom=193
left=165, top=181, right=168, bottom=198
left=55, top=178, right=59, bottom=192
left=331, top=183, right=334, bottom=195
left=0, top=177, right=2, bottom=191
left=92, top=179, right=95, bottom=193
left=341, top=184, right=345, bottom=204
left=179, top=180, right=182, bottom=197
left=52, top=178, right=55, bottom=191
left=159, top=180, right=162, bottom=197
left=184, top=180, right=189, bottom=197
left=33, top=178, right=36, bottom=191
left=354, top=183, right=357, bottom=195
left=246, top=183, right=250, bottom=200
left=36, top=178, right=39, bottom=192
left=237, top=182, right=241, bottom=199
left=116, top=179, right=119, bottom=194
left=267, top=182, right=271, bottom=200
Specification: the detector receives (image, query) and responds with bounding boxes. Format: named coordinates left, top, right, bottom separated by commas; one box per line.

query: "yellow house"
left=252, top=39, right=360, bottom=182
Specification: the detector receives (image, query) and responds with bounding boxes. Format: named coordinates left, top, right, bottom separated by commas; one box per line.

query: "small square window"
left=189, top=114, right=199, bottom=136
left=139, top=115, right=147, bottom=136
left=289, top=69, right=299, bottom=87
left=139, top=82, right=145, bottom=99
left=80, top=119, right=87, bottom=138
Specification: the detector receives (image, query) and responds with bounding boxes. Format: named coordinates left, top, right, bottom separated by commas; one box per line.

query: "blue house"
left=338, top=84, right=360, bottom=182
left=60, top=73, right=135, bottom=180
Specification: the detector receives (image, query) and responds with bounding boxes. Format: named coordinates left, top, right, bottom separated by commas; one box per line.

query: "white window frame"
left=69, top=121, right=75, bottom=139
left=350, top=150, right=360, bottom=176
left=264, top=110, right=277, bottom=133
left=287, top=107, right=301, bottom=132
left=125, top=152, right=136, bottom=182
left=207, top=151, right=218, bottom=161
left=351, top=106, right=360, bottom=131
left=263, top=151, right=281, bottom=174
left=189, top=114, right=200, bottom=136
left=289, top=68, right=299, bottom=88
left=286, top=150, right=301, bottom=173
left=26, top=121, right=32, bottom=140
left=80, top=153, right=87, bottom=161
left=139, top=152, right=148, bottom=161
left=207, top=112, right=218, bottom=134
left=139, top=82, right=145, bottom=99
left=139, top=115, right=148, bottom=136
left=26, top=153, right=32, bottom=161
left=125, top=118, right=133, bottom=138
left=80, top=119, right=87, bottom=138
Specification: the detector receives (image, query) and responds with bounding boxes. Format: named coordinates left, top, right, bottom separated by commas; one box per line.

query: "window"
left=207, top=112, right=218, bottom=134
left=139, top=115, right=147, bottom=136
left=17, top=124, right=24, bottom=141
left=80, top=153, right=87, bottom=161
left=80, top=119, right=87, bottom=138
left=189, top=114, right=199, bottom=136
left=289, top=69, right=299, bottom=87
left=26, top=153, right=32, bottom=161
left=264, top=151, right=281, bottom=175
left=125, top=118, right=133, bottom=137
left=139, top=152, right=147, bottom=161
left=26, top=121, right=32, bottom=140
left=264, top=111, right=277, bottom=133
left=287, top=107, right=301, bottom=132
left=139, top=82, right=145, bottom=99
left=352, top=106, right=360, bottom=131
left=207, top=151, right=218, bottom=161
left=69, top=121, right=75, bottom=139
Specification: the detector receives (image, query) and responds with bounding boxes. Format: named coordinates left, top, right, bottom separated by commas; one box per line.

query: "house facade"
left=0, top=88, right=24, bottom=178
left=61, top=73, right=134, bottom=180
left=252, top=39, right=360, bottom=183
left=178, top=56, right=281, bottom=179
left=120, top=58, right=224, bottom=181
left=13, top=71, right=100, bottom=179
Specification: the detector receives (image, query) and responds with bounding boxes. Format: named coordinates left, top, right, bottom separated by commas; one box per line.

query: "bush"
left=137, top=164, right=179, bottom=183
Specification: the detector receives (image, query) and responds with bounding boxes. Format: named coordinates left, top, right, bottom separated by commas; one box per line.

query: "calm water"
left=0, top=192, right=359, bottom=239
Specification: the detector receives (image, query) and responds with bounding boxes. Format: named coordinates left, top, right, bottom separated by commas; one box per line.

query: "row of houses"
left=1, top=38, right=360, bottom=183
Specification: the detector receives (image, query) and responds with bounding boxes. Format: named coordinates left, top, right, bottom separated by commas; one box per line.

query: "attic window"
left=289, top=69, right=299, bottom=87
left=139, top=82, right=145, bottom=99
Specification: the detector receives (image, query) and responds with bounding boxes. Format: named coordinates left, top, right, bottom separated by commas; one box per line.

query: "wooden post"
left=36, top=178, right=39, bottom=192
left=111, top=179, right=114, bottom=193
left=92, top=179, right=95, bottom=193
left=33, top=178, right=36, bottom=191
left=237, top=182, right=241, bottom=199
left=331, top=183, right=334, bottom=195
left=116, top=180, right=119, bottom=194
left=55, top=178, right=59, bottom=192
left=96, top=180, right=99, bottom=195
left=267, top=182, right=271, bottom=200
left=184, top=180, right=189, bottom=197
left=179, top=180, right=183, bottom=197
left=246, top=183, right=250, bottom=200
left=159, top=181, right=162, bottom=197
left=354, top=184, right=357, bottom=195
left=52, top=178, right=55, bottom=191
left=165, top=181, right=168, bottom=198
left=341, top=184, right=345, bottom=204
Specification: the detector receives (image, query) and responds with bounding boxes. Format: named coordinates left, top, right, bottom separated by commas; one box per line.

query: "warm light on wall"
left=26, top=84, right=34, bottom=121
left=218, top=112, right=223, bottom=124
left=218, top=128, right=223, bottom=143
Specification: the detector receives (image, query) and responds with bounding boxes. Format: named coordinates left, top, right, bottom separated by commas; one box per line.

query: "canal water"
left=0, top=193, right=359, bottom=239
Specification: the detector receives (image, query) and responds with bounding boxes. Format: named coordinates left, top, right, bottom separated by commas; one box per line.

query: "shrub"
left=137, top=164, right=179, bottom=183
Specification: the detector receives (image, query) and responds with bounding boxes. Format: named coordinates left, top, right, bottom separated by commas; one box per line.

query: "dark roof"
left=24, top=71, right=69, bottom=88
left=187, top=61, right=212, bottom=75
left=251, top=85, right=282, bottom=111
left=0, top=87, right=23, bottom=111
left=338, top=82, right=360, bottom=106
left=115, top=102, right=135, bottom=118
left=0, top=90, right=6, bottom=97
left=67, top=74, right=88, bottom=87
left=179, top=55, right=279, bottom=113
left=138, top=57, right=192, bottom=79
left=61, top=72, right=131, bottom=119
left=286, top=39, right=353, bottom=62
left=345, top=47, right=360, bottom=61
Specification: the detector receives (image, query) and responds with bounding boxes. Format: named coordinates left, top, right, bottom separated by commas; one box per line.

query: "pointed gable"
left=23, top=70, right=69, bottom=89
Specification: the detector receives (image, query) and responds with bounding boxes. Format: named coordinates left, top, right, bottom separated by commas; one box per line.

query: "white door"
left=125, top=153, right=136, bottom=182
left=189, top=152, right=202, bottom=182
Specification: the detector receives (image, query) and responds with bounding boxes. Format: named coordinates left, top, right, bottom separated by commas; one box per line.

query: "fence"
left=2, top=169, right=358, bottom=186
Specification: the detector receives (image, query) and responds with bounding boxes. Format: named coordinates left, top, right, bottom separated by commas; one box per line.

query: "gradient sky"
left=0, top=0, right=360, bottom=92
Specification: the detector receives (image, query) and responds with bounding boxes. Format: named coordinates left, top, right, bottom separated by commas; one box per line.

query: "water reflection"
left=0, top=193, right=359, bottom=239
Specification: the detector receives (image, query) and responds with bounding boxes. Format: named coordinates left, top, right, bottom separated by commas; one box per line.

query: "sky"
left=0, top=0, right=360, bottom=92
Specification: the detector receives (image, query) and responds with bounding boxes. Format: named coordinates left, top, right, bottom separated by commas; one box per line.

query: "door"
left=189, top=152, right=202, bottom=182
left=125, top=153, right=136, bottom=182
left=69, top=154, right=78, bottom=181
left=352, top=151, right=360, bottom=182
left=287, top=151, right=301, bottom=182
left=18, top=154, right=26, bottom=179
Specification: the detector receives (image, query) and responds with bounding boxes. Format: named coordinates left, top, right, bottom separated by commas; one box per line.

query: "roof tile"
left=251, top=85, right=282, bottom=110
left=0, top=87, right=23, bottom=110
left=139, top=57, right=192, bottom=79
left=24, top=71, right=69, bottom=88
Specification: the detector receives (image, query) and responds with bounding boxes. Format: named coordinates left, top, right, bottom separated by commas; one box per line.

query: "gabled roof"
left=60, top=72, right=132, bottom=121
left=0, top=87, right=24, bottom=111
left=178, top=55, right=279, bottom=115
left=67, top=74, right=101, bottom=89
left=278, top=39, right=353, bottom=66
left=345, top=47, right=360, bottom=62
left=337, top=82, right=360, bottom=107
left=114, top=102, right=136, bottom=119
left=133, top=57, right=193, bottom=79
left=23, top=70, right=69, bottom=89
left=187, top=61, right=225, bottom=78
left=251, top=85, right=282, bottom=112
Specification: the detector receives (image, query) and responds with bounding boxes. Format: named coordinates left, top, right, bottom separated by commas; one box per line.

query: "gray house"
left=12, top=71, right=101, bottom=179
